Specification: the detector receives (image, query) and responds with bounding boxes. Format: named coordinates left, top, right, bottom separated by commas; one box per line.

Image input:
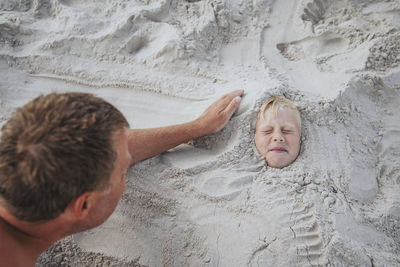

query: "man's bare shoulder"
left=0, top=219, right=29, bottom=267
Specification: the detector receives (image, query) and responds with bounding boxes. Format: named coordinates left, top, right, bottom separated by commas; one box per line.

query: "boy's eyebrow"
left=257, top=124, right=273, bottom=129
left=282, top=124, right=297, bottom=128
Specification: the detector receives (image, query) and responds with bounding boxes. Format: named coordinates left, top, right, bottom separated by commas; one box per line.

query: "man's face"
left=86, top=129, right=131, bottom=228
left=255, top=107, right=301, bottom=168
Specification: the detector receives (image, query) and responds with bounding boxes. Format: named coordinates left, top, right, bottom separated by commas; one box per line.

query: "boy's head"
left=255, top=96, right=301, bottom=168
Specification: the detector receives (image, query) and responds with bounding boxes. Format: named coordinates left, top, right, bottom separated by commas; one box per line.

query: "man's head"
left=0, top=92, right=129, bottom=225
left=255, top=96, right=301, bottom=168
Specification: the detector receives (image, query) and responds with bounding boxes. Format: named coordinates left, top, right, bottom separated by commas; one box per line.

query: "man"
left=0, top=89, right=243, bottom=266
left=254, top=95, right=301, bottom=168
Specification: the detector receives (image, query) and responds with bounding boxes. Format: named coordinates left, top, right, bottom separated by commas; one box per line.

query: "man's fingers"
left=216, top=90, right=244, bottom=110
left=197, top=89, right=244, bottom=134
left=226, top=89, right=244, bottom=98
left=223, top=95, right=242, bottom=118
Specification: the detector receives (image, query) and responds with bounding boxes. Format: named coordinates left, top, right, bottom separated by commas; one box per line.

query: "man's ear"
left=67, top=192, right=93, bottom=220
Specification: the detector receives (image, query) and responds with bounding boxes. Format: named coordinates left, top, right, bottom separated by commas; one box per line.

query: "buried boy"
left=255, top=96, right=301, bottom=168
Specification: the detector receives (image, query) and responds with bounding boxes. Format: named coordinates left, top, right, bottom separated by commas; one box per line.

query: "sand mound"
left=1, top=0, right=399, bottom=266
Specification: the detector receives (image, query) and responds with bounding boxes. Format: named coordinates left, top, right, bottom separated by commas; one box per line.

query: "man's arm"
left=127, top=90, right=244, bottom=164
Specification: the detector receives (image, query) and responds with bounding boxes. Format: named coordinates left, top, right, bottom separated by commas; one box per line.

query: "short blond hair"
left=257, top=96, right=301, bottom=127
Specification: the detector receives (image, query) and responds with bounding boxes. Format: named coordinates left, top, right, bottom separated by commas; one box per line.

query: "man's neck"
left=0, top=208, right=59, bottom=266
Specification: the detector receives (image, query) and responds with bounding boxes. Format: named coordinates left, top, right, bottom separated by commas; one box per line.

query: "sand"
left=1, top=0, right=400, bottom=266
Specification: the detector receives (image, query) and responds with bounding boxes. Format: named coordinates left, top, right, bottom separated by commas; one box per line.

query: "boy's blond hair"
left=257, top=96, right=301, bottom=127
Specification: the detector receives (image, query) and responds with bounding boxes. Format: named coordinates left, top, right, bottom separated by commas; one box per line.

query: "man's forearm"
left=127, top=90, right=244, bottom=165
left=127, top=120, right=205, bottom=164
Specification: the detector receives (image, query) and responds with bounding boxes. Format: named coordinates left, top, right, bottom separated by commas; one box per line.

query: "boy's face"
left=255, top=107, right=301, bottom=168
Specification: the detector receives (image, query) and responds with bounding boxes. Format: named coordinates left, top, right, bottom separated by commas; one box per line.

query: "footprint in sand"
left=247, top=183, right=326, bottom=266
left=301, top=0, right=332, bottom=26
left=276, top=31, right=349, bottom=61
left=189, top=165, right=261, bottom=199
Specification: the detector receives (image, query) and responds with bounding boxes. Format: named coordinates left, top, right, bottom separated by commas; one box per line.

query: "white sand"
left=1, top=0, right=400, bottom=266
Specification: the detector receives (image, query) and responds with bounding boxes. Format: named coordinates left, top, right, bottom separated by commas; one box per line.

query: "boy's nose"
left=272, top=131, right=284, bottom=142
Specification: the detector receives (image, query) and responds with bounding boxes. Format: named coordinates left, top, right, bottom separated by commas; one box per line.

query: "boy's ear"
left=67, top=192, right=93, bottom=220
left=252, top=116, right=258, bottom=130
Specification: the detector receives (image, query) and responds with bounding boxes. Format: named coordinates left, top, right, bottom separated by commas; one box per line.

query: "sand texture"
left=1, top=0, right=400, bottom=266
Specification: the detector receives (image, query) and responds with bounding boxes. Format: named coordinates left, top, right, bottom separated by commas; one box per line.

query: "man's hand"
left=195, top=89, right=244, bottom=135
left=127, top=90, right=244, bottom=164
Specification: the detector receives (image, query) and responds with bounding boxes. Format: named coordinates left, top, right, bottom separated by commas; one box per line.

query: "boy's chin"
left=266, top=158, right=293, bottom=169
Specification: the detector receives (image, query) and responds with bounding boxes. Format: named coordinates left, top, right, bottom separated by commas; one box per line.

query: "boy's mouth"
left=269, top=147, right=288, bottom=153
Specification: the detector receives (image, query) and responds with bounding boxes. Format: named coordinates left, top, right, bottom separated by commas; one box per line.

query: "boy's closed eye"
left=282, top=129, right=293, bottom=134
left=260, top=128, right=273, bottom=134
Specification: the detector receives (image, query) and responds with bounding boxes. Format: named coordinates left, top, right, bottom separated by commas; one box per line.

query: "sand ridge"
left=0, top=0, right=399, bottom=266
